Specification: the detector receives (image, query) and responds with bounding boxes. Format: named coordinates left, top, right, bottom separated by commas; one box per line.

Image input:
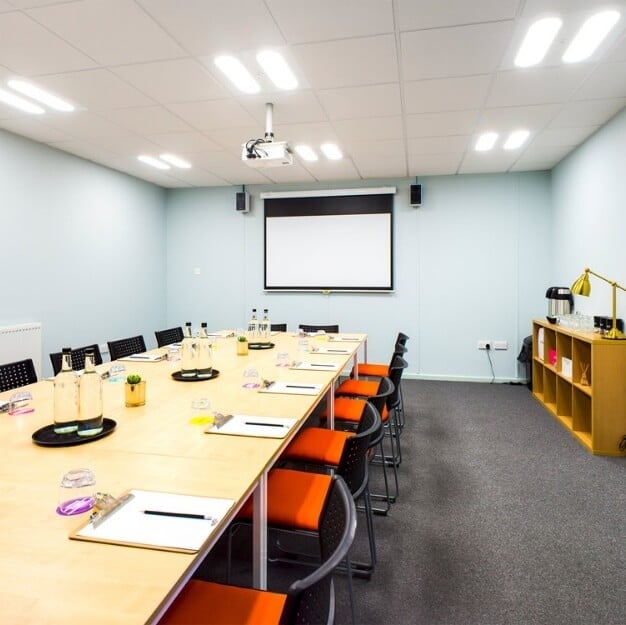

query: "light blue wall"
left=0, top=129, right=167, bottom=377
left=552, top=107, right=626, bottom=321
left=165, top=173, right=553, bottom=381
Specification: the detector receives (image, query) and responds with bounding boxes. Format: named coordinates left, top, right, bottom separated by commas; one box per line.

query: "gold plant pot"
left=237, top=341, right=249, bottom=356
left=125, top=381, right=146, bottom=407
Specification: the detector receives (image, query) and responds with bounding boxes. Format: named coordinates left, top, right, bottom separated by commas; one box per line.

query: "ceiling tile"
left=487, top=66, right=592, bottom=107
left=573, top=61, right=626, bottom=100
left=348, top=139, right=407, bottom=178
left=146, top=131, right=223, bottom=153
left=317, top=84, right=401, bottom=120
left=408, top=152, right=463, bottom=176
left=27, top=0, right=185, bottom=65
left=530, top=126, right=599, bottom=149
left=266, top=0, right=394, bottom=43
left=404, top=75, right=492, bottom=114
left=477, top=104, right=560, bottom=131
left=240, top=92, right=328, bottom=125
left=0, top=11, right=96, bottom=75
left=135, top=0, right=285, bottom=57
left=397, top=0, right=520, bottom=30
left=407, top=135, right=470, bottom=155
left=35, top=69, right=155, bottom=110
left=300, top=158, right=362, bottom=182
left=98, top=106, right=192, bottom=135
left=406, top=110, right=479, bottom=137
left=272, top=122, right=339, bottom=145
left=111, top=59, right=229, bottom=103
left=291, top=35, right=397, bottom=89
left=1, top=117, right=69, bottom=142
left=458, top=150, right=519, bottom=174
left=36, top=111, right=129, bottom=138
left=401, top=22, right=513, bottom=81
left=548, top=99, right=626, bottom=127
left=262, top=163, right=318, bottom=183
left=166, top=99, right=258, bottom=131
left=333, top=116, right=403, bottom=143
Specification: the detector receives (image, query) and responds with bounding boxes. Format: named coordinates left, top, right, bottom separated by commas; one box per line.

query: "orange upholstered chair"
left=159, top=475, right=356, bottom=625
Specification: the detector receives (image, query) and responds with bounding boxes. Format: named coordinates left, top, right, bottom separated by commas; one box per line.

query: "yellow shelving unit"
left=532, top=319, right=626, bottom=456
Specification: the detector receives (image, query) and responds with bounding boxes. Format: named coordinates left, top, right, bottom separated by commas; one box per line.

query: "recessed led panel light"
left=7, top=80, right=74, bottom=112
left=256, top=51, right=298, bottom=90
left=563, top=10, right=621, bottom=63
left=294, top=145, right=318, bottom=161
left=214, top=55, right=260, bottom=94
left=320, top=143, right=342, bottom=160
left=160, top=153, right=191, bottom=169
left=515, top=17, right=562, bottom=67
left=0, top=88, right=45, bottom=114
left=138, top=155, right=170, bottom=170
left=475, top=132, right=498, bottom=151
left=503, top=130, right=530, bottom=150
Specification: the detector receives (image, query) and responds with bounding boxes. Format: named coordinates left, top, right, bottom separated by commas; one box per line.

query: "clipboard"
left=70, top=489, right=235, bottom=553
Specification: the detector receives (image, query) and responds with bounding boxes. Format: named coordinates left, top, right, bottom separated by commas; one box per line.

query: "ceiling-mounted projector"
left=242, top=102, right=293, bottom=168
left=242, top=139, right=293, bottom=168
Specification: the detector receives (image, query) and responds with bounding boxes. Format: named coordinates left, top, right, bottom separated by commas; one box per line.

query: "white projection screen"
left=264, top=192, right=394, bottom=291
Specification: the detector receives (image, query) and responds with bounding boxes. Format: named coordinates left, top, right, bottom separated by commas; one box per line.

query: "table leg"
left=252, top=472, right=268, bottom=590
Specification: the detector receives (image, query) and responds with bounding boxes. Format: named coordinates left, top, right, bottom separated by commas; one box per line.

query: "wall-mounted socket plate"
left=494, top=341, right=508, bottom=350
left=477, top=340, right=490, bottom=350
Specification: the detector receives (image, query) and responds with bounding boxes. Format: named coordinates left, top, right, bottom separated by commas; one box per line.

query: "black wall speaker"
left=410, top=184, right=422, bottom=207
left=236, top=191, right=250, bottom=213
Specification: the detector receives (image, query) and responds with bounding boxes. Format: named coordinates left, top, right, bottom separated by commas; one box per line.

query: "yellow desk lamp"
left=571, top=268, right=626, bottom=340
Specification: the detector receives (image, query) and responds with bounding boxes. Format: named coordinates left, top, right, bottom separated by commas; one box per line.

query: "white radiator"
left=0, top=323, right=42, bottom=378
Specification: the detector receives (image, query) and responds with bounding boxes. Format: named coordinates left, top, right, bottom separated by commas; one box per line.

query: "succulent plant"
left=126, top=374, right=142, bottom=385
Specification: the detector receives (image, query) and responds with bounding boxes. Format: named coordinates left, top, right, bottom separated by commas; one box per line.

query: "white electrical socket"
left=494, top=340, right=508, bottom=350
left=477, top=340, right=490, bottom=350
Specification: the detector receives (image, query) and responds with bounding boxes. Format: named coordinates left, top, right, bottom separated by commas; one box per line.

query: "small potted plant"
left=125, top=373, right=146, bottom=407
left=236, top=334, right=249, bottom=356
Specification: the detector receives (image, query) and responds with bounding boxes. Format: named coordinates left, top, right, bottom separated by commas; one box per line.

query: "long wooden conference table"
left=0, top=331, right=366, bottom=625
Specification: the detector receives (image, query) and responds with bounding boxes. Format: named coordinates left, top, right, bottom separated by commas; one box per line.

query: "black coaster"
left=248, top=342, right=275, bottom=350
left=32, top=418, right=117, bottom=447
left=171, top=369, right=220, bottom=382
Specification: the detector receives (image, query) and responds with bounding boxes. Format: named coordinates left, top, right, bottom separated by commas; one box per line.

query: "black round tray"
left=248, top=342, right=275, bottom=350
left=171, top=369, right=220, bottom=382
left=32, top=418, right=117, bottom=447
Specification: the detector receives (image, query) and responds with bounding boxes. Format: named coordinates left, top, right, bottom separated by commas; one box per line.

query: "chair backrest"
left=50, top=344, right=103, bottom=375
left=271, top=323, right=288, bottom=332
left=396, top=332, right=410, bottom=346
left=107, top=335, right=146, bottom=361
left=154, top=327, right=184, bottom=348
left=281, top=476, right=356, bottom=625
left=336, top=402, right=381, bottom=500
left=387, top=355, right=408, bottom=410
left=299, top=324, right=339, bottom=334
left=0, top=358, right=37, bottom=393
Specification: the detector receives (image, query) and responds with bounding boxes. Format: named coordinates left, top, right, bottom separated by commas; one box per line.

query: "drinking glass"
left=108, top=363, right=126, bottom=382
left=276, top=351, right=290, bottom=367
left=242, top=367, right=260, bottom=388
left=189, top=398, right=213, bottom=424
left=8, top=390, right=34, bottom=415
left=57, top=468, right=96, bottom=516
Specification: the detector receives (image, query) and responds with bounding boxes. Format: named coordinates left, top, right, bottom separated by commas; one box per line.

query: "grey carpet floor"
left=195, top=380, right=626, bottom=625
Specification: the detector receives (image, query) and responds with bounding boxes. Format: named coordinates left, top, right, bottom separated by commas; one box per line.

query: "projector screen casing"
left=264, top=193, right=393, bottom=292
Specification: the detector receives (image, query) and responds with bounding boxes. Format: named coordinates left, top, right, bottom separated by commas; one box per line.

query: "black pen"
left=129, top=355, right=151, bottom=359
left=326, top=349, right=347, bottom=353
left=143, top=510, right=215, bottom=521
left=286, top=384, right=316, bottom=389
left=245, top=421, right=288, bottom=428
left=310, top=363, right=334, bottom=367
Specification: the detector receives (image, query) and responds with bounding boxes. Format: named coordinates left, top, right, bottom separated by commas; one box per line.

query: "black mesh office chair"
left=0, top=358, right=37, bottom=393
left=154, top=326, right=184, bottom=348
left=107, top=335, right=146, bottom=361
left=50, top=344, right=103, bottom=375
left=299, top=324, right=339, bottom=333
left=270, top=323, right=287, bottom=332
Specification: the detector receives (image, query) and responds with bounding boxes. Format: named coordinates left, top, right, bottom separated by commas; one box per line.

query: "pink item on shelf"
left=549, top=349, right=557, bottom=366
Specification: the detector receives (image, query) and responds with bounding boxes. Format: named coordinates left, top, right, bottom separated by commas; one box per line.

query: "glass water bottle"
left=260, top=308, right=271, bottom=343
left=53, top=348, right=79, bottom=434
left=247, top=308, right=258, bottom=342
left=196, top=322, right=213, bottom=378
left=78, top=348, right=103, bottom=436
left=180, top=322, right=197, bottom=377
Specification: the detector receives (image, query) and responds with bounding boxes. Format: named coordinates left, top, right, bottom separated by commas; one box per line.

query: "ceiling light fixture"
left=159, top=153, right=191, bottom=169
left=294, top=145, right=318, bottom=161
left=0, top=88, right=45, bottom=114
left=256, top=50, right=298, bottom=90
left=7, top=80, right=74, bottom=112
left=320, top=143, right=342, bottom=160
left=562, top=10, right=621, bottom=63
left=137, top=155, right=170, bottom=170
left=214, top=55, right=260, bottom=94
left=475, top=132, right=498, bottom=151
left=503, top=129, right=530, bottom=150
left=515, top=17, right=562, bottom=67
